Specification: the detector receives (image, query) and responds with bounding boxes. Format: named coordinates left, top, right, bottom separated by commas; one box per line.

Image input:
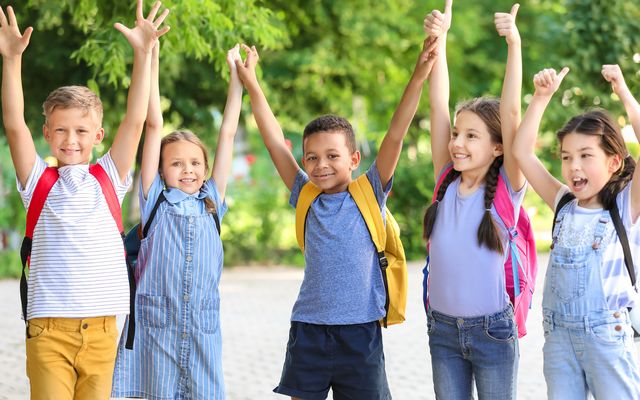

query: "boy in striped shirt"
left=0, top=2, right=169, bottom=399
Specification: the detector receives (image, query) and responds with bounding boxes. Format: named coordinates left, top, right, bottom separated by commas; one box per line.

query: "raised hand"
left=114, top=0, right=170, bottom=53
left=533, top=67, right=570, bottom=98
left=602, top=64, right=629, bottom=97
left=226, top=44, right=243, bottom=90
left=413, top=36, right=440, bottom=82
left=235, top=44, right=260, bottom=87
left=0, top=6, right=33, bottom=58
left=423, top=0, right=452, bottom=38
left=495, top=3, right=520, bottom=45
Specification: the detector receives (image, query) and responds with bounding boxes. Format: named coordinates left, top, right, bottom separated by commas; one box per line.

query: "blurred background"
left=0, top=0, right=639, bottom=275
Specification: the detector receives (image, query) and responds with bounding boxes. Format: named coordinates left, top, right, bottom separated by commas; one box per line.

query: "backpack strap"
left=552, top=192, right=575, bottom=234
left=492, top=175, right=521, bottom=297
left=295, top=182, right=322, bottom=251
left=140, top=192, right=167, bottom=239
left=20, top=167, right=59, bottom=321
left=348, top=174, right=390, bottom=326
left=610, top=201, right=636, bottom=287
left=88, top=164, right=136, bottom=350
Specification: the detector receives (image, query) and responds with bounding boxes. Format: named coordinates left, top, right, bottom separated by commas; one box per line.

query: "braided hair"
left=423, top=98, right=505, bottom=253
left=557, top=109, right=635, bottom=210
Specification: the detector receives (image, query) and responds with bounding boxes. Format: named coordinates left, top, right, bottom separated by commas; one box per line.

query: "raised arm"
left=496, top=3, right=526, bottom=191
left=513, top=67, right=570, bottom=209
left=235, top=45, right=299, bottom=191
left=110, top=0, right=170, bottom=183
left=424, top=0, right=453, bottom=177
left=376, top=37, right=439, bottom=187
left=139, top=41, right=161, bottom=198
left=602, top=64, right=640, bottom=220
left=0, top=6, right=34, bottom=187
left=211, top=44, right=243, bottom=200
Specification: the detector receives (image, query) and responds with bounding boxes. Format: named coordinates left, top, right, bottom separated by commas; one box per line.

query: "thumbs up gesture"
left=495, top=3, right=520, bottom=45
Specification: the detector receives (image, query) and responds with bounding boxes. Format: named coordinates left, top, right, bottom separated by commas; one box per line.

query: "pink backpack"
left=424, top=166, right=537, bottom=338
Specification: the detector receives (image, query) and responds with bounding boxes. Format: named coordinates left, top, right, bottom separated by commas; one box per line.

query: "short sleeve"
left=16, top=155, right=48, bottom=209
left=365, top=161, right=393, bottom=210
left=96, top=151, right=132, bottom=203
left=289, top=170, right=310, bottom=208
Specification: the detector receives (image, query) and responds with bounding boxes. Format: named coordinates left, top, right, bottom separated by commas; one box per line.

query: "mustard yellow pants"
left=25, top=316, right=118, bottom=400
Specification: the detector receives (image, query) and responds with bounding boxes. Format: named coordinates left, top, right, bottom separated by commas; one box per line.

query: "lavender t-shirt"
left=289, top=163, right=391, bottom=325
left=428, top=166, right=526, bottom=317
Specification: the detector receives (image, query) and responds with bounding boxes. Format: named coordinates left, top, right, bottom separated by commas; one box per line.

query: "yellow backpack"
left=295, top=174, right=408, bottom=327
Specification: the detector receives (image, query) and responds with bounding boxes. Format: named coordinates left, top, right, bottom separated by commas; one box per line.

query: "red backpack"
left=20, top=164, right=136, bottom=349
left=423, top=165, right=537, bottom=338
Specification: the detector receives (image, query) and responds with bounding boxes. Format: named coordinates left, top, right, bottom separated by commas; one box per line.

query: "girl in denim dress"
left=513, top=64, right=640, bottom=399
left=111, top=43, right=243, bottom=400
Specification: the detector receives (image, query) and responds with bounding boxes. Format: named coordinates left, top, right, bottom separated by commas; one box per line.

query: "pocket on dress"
left=137, top=294, right=170, bottom=328
left=549, top=261, right=587, bottom=302
left=197, top=297, right=220, bottom=334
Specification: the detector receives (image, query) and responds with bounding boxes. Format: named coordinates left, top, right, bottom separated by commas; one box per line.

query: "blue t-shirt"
left=428, top=165, right=526, bottom=317
left=289, top=162, right=392, bottom=325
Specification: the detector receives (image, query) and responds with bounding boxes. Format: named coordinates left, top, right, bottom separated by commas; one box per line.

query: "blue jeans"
left=427, top=306, right=518, bottom=400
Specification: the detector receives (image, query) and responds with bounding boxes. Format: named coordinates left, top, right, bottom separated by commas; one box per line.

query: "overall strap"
left=88, top=164, right=136, bottom=349
left=20, top=167, right=59, bottom=321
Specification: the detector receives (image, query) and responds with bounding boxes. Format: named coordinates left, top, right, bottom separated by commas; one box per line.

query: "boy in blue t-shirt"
left=236, top=38, right=438, bottom=399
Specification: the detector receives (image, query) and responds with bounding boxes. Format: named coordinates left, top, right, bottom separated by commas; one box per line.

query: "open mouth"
left=572, top=177, right=587, bottom=191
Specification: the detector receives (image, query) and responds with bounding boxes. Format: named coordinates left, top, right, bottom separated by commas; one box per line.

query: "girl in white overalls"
left=111, top=43, right=243, bottom=399
left=513, top=64, right=640, bottom=399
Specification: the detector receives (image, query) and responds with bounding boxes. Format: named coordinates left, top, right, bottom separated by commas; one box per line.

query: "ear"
left=350, top=150, right=361, bottom=170
left=42, top=124, right=51, bottom=141
left=608, top=153, right=623, bottom=174
left=493, top=143, right=504, bottom=157
left=93, top=127, right=105, bottom=144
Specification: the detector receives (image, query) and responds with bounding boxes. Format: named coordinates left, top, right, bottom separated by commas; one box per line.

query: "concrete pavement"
left=1, top=256, right=552, bottom=399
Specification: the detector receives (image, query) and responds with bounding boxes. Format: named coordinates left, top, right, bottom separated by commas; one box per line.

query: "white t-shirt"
left=17, top=152, right=132, bottom=319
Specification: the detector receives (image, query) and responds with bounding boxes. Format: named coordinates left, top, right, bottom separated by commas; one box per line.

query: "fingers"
left=22, top=26, right=33, bottom=44
left=113, top=22, right=129, bottom=35
left=7, top=6, right=19, bottom=29
left=510, top=3, right=520, bottom=18
left=558, top=67, right=570, bottom=81
left=154, top=8, right=170, bottom=28
left=0, top=7, right=7, bottom=27
left=444, top=0, right=452, bottom=14
left=601, top=64, right=622, bottom=82
left=136, top=0, right=144, bottom=21
left=147, top=1, right=162, bottom=22
left=424, top=10, right=444, bottom=37
left=156, top=25, right=170, bottom=38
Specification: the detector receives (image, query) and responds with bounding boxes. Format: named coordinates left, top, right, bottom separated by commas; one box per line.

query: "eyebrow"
left=561, top=146, right=596, bottom=153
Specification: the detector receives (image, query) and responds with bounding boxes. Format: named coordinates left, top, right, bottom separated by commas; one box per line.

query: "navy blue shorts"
left=273, top=321, right=391, bottom=400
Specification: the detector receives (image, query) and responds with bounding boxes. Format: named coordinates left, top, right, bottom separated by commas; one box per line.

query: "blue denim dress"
left=542, top=205, right=640, bottom=400
left=112, top=179, right=226, bottom=400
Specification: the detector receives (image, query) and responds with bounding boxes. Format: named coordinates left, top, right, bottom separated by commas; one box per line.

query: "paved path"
left=0, top=255, right=555, bottom=399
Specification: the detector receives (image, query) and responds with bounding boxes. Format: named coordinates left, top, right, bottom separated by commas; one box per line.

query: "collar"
left=163, top=186, right=208, bottom=204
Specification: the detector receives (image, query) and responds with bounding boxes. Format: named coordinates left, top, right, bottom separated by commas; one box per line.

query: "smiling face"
left=560, top=132, right=621, bottom=208
left=43, top=107, right=104, bottom=167
left=301, top=130, right=360, bottom=193
left=160, top=139, right=208, bottom=194
left=449, top=110, right=503, bottom=176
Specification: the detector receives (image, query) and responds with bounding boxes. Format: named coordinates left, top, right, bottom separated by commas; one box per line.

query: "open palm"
left=114, top=0, right=170, bottom=53
left=0, top=6, right=32, bottom=58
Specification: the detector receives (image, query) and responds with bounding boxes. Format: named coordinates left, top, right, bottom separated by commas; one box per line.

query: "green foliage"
left=0, top=250, right=21, bottom=279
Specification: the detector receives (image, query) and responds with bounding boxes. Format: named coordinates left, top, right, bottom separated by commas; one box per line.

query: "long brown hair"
left=557, top=109, right=635, bottom=210
left=423, top=98, right=505, bottom=253
left=160, top=130, right=217, bottom=215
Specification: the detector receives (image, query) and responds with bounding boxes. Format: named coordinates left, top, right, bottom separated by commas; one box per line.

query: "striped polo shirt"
left=17, top=152, right=132, bottom=319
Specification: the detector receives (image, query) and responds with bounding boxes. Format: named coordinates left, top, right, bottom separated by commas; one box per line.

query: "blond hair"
left=42, top=86, right=103, bottom=125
